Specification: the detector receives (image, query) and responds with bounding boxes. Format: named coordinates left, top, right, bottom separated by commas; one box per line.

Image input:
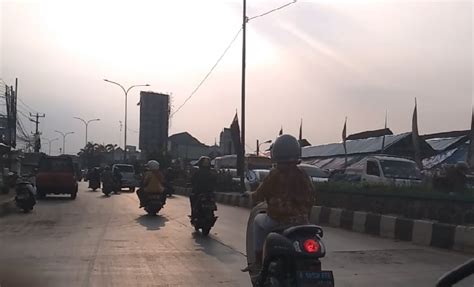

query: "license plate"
left=296, top=270, right=334, bottom=287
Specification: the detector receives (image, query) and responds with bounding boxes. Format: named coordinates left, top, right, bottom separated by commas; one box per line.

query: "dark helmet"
left=197, top=156, right=211, bottom=169
left=271, top=134, right=301, bottom=164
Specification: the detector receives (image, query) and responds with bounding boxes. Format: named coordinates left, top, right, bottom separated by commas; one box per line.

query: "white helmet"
left=147, top=160, right=160, bottom=170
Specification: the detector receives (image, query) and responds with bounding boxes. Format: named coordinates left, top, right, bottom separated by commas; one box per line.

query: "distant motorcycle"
left=140, top=190, right=166, bottom=215
left=164, top=183, right=174, bottom=197
left=89, top=178, right=100, bottom=191
left=190, top=193, right=217, bottom=236
left=12, top=173, right=36, bottom=213
left=102, top=182, right=113, bottom=197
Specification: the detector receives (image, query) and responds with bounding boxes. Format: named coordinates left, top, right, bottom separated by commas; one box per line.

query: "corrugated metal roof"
left=301, top=133, right=410, bottom=158
left=425, top=136, right=467, bottom=151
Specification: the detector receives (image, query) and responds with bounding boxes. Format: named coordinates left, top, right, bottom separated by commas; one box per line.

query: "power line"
left=18, top=98, right=38, bottom=113
left=171, top=27, right=243, bottom=117
left=248, top=0, right=297, bottom=21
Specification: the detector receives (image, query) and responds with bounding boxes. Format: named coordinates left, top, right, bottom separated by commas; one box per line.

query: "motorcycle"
left=13, top=174, right=36, bottom=213
left=189, top=193, right=217, bottom=236
left=89, top=178, right=100, bottom=191
left=141, top=191, right=166, bottom=215
left=245, top=202, right=334, bottom=287
left=164, top=183, right=174, bottom=197
left=102, top=182, right=113, bottom=197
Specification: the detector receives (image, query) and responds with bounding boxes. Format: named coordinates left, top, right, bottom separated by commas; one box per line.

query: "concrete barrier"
left=380, top=215, right=397, bottom=239
left=310, top=206, right=322, bottom=224
left=329, top=208, right=342, bottom=227
left=454, top=225, right=474, bottom=253
left=412, top=220, right=433, bottom=246
left=173, top=187, right=473, bottom=253
left=352, top=211, right=367, bottom=233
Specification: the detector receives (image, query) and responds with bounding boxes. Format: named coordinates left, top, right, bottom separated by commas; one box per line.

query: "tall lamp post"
left=73, top=117, right=100, bottom=146
left=104, top=79, right=149, bottom=161
left=256, top=139, right=272, bottom=156
left=42, top=137, right=59, bottom=155
left=55, top=130, right=74, bottom=154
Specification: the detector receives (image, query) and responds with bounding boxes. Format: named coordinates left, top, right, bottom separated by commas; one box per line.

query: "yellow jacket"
left=143, top=171, right=164, bottom=193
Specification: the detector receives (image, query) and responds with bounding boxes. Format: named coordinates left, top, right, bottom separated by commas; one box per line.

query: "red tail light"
left=303, top=239, right=320, bottom=253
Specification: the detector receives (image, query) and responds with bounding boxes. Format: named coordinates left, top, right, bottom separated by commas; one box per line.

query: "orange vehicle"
left=36, top=156, right=78, bottom=200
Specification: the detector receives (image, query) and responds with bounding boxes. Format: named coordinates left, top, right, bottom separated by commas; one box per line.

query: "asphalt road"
left=0, top=182, right=472, bottom=287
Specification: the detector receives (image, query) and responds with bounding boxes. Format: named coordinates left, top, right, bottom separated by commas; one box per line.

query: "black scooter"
left=245, top=202, right=334, bottom=287
left=190, top=193, right=217, bottom=236
left=12, top=174, right=36, bottom=213
left=140, top=191, right=166, bottom=215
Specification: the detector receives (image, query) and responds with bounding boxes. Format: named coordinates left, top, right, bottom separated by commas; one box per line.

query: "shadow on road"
left=135, top=214, right=169, bottom=231
left=191, top=232, right=240, bottom=264
left=37, top=196, right=73, bottom=203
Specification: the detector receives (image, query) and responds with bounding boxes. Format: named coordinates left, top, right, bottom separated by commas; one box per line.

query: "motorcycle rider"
left=190, top=156, right=216, bottom=219
left=112, top=166, right=123, bottom=193
left=246, top=134, right=314, bottom=270
left=101, top=166, right=114, bottom=194
left=88, top=167, right=101, bottom=188
left=137, top=160, right=165, bottom=207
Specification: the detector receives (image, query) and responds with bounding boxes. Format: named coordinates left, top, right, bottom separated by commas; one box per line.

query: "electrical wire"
left=18, top=98, right=38, bottom=113
left=248, top=0, right=297, bottom=21
left=171, top=27, right=243, bottom=117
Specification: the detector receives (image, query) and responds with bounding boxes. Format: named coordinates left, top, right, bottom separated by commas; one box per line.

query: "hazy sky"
left=1, top=0, right=473, bottom=155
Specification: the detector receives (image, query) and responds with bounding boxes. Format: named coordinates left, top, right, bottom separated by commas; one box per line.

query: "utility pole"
left=30, top=112, right=45, bottom=153
left=240, top=0, right=247, bottom=191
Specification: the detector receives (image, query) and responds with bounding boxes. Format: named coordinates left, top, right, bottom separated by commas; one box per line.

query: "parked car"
left=345, top=155, right=422, bottom=186
left=298, top=163, right=330, bottom=184
left=112, top=164, right=138, bottom=192
left=36, top=156, right=78, bottom=199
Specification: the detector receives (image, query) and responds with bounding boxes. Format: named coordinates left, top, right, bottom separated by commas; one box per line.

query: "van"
left=36, top=156, right=78, bottom=199
left=345, top=155, right=422, bottom=186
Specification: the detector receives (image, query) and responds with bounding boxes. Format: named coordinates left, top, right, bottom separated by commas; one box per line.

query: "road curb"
left=173, top=187, right=473, bottom=253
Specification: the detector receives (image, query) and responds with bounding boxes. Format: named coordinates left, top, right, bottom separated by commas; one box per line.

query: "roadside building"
left=219, top=128, right=234, bottom=155
left=139, top=92, right=170, bottom=160
left=168, top=132, right=210, bottom=161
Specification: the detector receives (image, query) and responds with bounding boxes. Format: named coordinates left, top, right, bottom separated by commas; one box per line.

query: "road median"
left=174, top=186, right=473, bottom=253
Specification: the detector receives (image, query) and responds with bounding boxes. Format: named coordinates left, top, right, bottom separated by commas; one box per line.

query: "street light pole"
left=55, top=130, right=74, bottom=154
left=240, top=0, right=247, bottom=190
left=42, top=137, right=59, bottom=155
left=73, top=117, right=100, bottom=146
left=104, top=79, right=149, bottom=162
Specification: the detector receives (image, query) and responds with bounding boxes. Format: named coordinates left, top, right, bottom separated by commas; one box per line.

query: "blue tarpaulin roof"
left=425, top=136, right=467, bottom=151
left=302, top=133, right=410, bottom=158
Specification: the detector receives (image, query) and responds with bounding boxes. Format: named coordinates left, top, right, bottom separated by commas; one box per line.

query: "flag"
left=467, top=108, right=474, bottom=168
left=299, top=119, right=303, bottom=141
left=412, top=99, right=422, bottom=168
left=279, top=126, right=283, bottom=136
left=342, top=117, right=348, bottom=167
left=230, top=113, right=244, bottom=176
left=381, top=110, right=387, bottom=152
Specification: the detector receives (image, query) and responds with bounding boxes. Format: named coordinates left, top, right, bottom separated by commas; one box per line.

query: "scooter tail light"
left=303, top=239, right=320, bottom=253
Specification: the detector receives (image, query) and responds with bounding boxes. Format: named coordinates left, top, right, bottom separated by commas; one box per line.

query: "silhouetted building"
left=219, top=128, right=234, bottom=155
left=139, top=92, right=170, bottom=159
left=168, top=132, right=209, bottom=160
